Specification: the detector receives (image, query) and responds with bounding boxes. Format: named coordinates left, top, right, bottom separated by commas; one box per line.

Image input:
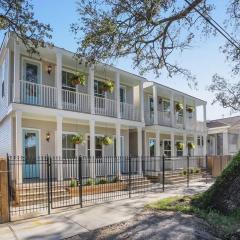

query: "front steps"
left=147, top=169, right=212, bottom=184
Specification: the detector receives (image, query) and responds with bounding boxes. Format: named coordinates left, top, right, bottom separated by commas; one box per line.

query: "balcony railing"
left=120, top=102, right=140, bottom=121
left=20, top=80, right=57, bottom=108
left=158, top=111, right=171, bottom=127
left=176, top=115, right=184, bottom=126
left=144, top=110, right=154, bottom=125
left=95, top=96, right=117, bottom=117
left=62, top=89, right=91, bottom=113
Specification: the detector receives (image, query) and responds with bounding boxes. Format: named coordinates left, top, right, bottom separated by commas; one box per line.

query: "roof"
left=207, top=116, right=240, bottom=129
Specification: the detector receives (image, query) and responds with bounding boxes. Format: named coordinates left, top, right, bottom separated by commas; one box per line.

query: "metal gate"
left=7, top=155, right=208, bottom=221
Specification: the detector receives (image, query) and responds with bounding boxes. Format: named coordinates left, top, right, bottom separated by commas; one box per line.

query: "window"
left=149, top=139, right=156, bottom=157
left=197, top=136, right=201, bottom=146
left=162, top=100, right=170, bottom=112
left=87, top=136, right=103, bottom=158
left=176, top=141, right=183, bottom=157
left=94, top=80, right=105, bottom=98
left=163, top=140, right=171, bottom=157
left=149, top=97, right=154, bottom=112
left=23, top=60, right=40, bottom=84
left=62, top=71, right=75, bottom=91
left=1, top=81, right=4, bottom=98
left=120, top=86, right=126, bottom=103
left=62, top=134, right=76, bottom=159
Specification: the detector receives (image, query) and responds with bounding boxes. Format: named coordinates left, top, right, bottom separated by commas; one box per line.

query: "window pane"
left=26, top=63, right=38, bottom=83
left=24, top=133, right=37, bottom=164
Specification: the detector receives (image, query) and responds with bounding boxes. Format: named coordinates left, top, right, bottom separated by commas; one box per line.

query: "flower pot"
left=71, top=72, right=87, bottom=86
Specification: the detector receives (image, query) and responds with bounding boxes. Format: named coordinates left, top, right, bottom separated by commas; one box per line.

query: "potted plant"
left=188, top=142, right=195, bottom=150
left=103, top=80, right=114, bottom=93
left=71, top=134, right=85, bottom=145
left=176, top=142, right=184, bottom=151
left=186, top=106, right=194, bottom=113
left=71, top=72, right=87, bottom=86
left=101, top=136, right=113, bottom=145
left=175, top=103, right=183, bottom=112
left=70, top=178, right=78, bottom=187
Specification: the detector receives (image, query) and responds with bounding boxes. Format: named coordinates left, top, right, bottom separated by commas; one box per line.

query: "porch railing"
left=95, top=96, right=117, bottom=117
left=120, top=102, right=140, bottom=121
left=62, top=89, right=91, bottom=113
left=144, top=110, right=154, bottom=125
left=158, top=111, right=171, bottom=126
left=176, top=115, right=184, bottom=126
left=20, top=80, right=57, bottom=108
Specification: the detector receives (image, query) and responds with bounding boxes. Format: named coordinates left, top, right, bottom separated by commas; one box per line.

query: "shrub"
left=70, top=178, right=77, bottom=187
left=85, top=178, right=95, bottom=186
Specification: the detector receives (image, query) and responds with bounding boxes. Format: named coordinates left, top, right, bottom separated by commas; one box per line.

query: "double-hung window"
left=62, top=134, right=76, bottom=159
left=62, top=71, right=76, bottom=103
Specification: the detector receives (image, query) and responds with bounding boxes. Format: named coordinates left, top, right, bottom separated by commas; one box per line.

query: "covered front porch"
left=12, top=109, right=144, bottom=184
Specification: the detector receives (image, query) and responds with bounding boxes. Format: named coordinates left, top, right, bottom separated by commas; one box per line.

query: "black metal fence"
left=7, top=155, right=208, bottom=221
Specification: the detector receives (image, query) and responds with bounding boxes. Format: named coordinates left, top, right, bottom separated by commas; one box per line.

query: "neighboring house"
left=0, top=33, right=207, bottom=183
left=207, top=116, right=240, bottom=155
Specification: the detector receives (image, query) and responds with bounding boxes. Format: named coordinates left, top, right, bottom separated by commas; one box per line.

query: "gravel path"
left=66, top=210, right=221, bottom=240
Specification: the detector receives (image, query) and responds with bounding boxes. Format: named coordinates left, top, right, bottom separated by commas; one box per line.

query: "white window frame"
left=148, top=138, right=156, bottom=157
left=163, top=139, right=171, bottom=157
left=86, top=134, right=105, bottom=158
left=62, top=132, right=77, bottom=159
left=21, top=57, right=42, bottom=84
left=120, top=85, right=126, bottom=103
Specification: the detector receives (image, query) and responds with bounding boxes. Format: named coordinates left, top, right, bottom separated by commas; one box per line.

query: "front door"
left=23, top=60, right=41, bottom=105
left=149, top=96, right=154, bottom=123
left=23, top=129, right=40, bottom=179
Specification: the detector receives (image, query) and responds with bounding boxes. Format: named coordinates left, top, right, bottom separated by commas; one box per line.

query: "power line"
left=184, top=0, right=240, bottom=50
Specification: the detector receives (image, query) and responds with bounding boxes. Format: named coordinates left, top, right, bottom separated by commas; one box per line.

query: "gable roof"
left=207, top=116, right=240, bottom=129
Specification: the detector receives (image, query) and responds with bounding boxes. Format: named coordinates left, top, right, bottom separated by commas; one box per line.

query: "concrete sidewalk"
left=0, top=181, right=213, bottom=240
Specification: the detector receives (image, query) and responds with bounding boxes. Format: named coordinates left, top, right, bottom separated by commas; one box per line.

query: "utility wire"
left=184, top=0, right=240, bottom=50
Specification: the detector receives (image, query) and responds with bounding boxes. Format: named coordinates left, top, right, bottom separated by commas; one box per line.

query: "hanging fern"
left=71, top=72, right=87, bottom=86
left=188, top=142, right=195, bottom=149
left=71, top=134, right=85, bottom=145
left=176, top=142, right=184, bottom=151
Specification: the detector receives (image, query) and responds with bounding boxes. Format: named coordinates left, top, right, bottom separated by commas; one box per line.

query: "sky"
left=3, top=0, right=239, bottom=121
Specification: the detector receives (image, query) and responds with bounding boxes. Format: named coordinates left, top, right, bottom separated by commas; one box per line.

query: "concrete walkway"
left=0, top=181, right=213, bottom=240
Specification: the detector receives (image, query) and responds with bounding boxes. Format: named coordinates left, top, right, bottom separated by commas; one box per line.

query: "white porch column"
left=155, top=130, right=160, bottom=172
left=55, top=52, right=62, bottom=109
left=56, top=115, right=63, bottom=181
left=171, top=132, right=175, bottom=157
left=223, top=131, right=229, bottom=155
left=183, top=133, right=187, bottom=156
left=116, top=123, right=121, bottom=175
left=115, top=71, right=121, bottom=118
left=183, top=96, right=187, bottom=129
left=13, top=40, right=20, bottom=103
left=89, top=119, right=96, bottom=178
left=194, top=133, right=198, bottom=156
left=203, top=134, right=207, bottom=156
left=137, top=127, right=142, bottom=174
left=170, top=93, right=175, bottom=127
left=139, top=82, right=144, bottom=122
left=153, top=85, right=158, bottom=125
left=88, top=65, right=95, bottom=114
left=203, top=103, right=207, bottom=127
left=16, top=110, right=22, bottom=184
left=155, top=130, right=160, bottom=157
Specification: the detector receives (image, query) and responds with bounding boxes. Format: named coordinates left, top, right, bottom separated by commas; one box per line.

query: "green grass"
left=146, top=195, right=240, bottom=238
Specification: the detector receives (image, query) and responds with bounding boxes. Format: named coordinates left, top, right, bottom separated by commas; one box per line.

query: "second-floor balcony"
left=18, top=80, right=140, bottom=121
left=158, top=111, right=171, bottom=127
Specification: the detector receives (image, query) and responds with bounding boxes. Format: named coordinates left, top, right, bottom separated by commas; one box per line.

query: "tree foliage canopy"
left=71, top=0, right=214, bottom=83
left=0, top=0, right=52, bottom=53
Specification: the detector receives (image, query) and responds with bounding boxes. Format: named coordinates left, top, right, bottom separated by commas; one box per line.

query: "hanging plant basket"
left=176, top=142, right=184, bottom=151
left=71, top=134, right=85, bottom=145
left=103, top=80, right=115, bottom=93
left=101, top=136, right=113, bottom=145
left=175, top=103, right=183, bottom=112
left=186, top=106, right=194, bottom=113
left=188, top=142, right=195, bottom=150
left=71, top=72, right=87, bottom=86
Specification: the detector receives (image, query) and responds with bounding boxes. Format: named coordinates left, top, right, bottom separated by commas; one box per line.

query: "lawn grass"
left=145, top=195, right=240, bottom=238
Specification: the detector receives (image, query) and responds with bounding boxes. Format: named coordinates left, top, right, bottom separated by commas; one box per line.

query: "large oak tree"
left=0, top=0, right=52, bottom=53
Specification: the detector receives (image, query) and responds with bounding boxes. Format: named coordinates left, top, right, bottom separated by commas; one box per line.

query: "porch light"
left=47, top=64, right=52, bottom=75
left=46, top=132, right=51, bottom=142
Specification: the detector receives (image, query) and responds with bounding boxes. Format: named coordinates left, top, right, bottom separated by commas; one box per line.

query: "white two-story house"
left=0, top=33, right=207, bottom=183
left=143, top=82, right=207, bottom=158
